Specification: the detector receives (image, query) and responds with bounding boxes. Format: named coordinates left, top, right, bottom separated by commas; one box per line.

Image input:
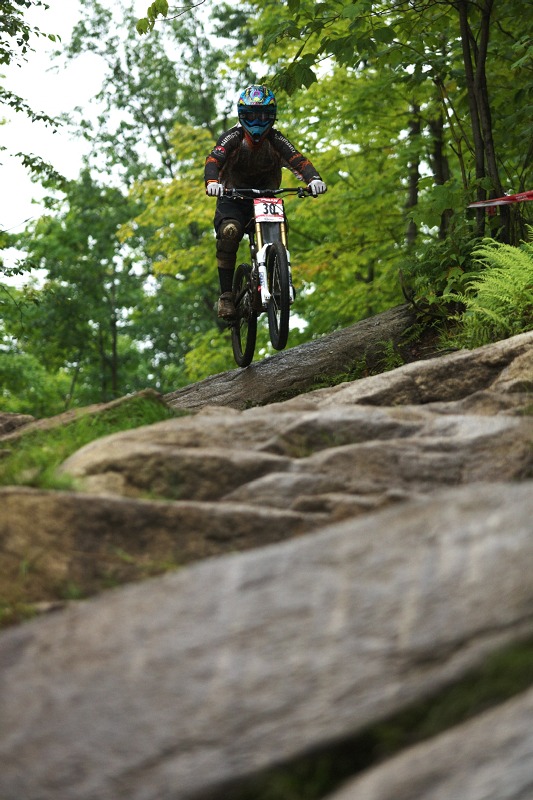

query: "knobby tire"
left=267, top=241, right=290, bottom=351
left=231, top=263, right=257, bottom=367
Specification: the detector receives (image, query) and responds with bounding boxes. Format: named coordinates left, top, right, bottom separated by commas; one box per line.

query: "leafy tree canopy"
left=3, top=0, right=533, bottom=412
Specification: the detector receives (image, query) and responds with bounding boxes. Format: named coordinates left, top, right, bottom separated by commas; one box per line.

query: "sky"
left=2, top=3, right=95, bottom=235
left=1, top=0, right=149, bottom=269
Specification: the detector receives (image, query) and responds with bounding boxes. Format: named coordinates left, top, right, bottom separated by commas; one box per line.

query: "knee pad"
left=216, top=219, right=243, bottom=256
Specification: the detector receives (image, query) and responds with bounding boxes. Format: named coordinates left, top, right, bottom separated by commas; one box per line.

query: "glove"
left=206, top=181, right=224, bottom=197
left=308, top=179, right=327, bottom=197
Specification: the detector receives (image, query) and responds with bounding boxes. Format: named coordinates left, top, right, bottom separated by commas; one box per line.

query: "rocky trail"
left=1, top=312, right=532, bottom=800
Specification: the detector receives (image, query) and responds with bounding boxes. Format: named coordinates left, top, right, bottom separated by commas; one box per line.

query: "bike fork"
left=256, top=244, right=295, bottom=307
left=286, top=249, right=295, bottom=303
left=256, top=244, right=271, bottom=307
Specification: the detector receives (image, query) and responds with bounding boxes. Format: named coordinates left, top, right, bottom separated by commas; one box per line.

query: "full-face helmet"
left=237, top=85, right=277, bottom=142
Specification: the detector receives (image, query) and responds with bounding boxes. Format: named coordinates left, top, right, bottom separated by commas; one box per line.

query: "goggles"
left=239, top=108, right=276, bottom=122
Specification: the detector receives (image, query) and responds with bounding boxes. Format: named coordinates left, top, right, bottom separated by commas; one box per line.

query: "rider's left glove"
left=308, top=179, right=327, bottom=197
left=206, top=181, right=224, bottom=197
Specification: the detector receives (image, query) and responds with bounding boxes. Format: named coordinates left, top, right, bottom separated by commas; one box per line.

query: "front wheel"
left=266, top=241, right=290, bottom=351
left=231, top=263, right=257, bottom=367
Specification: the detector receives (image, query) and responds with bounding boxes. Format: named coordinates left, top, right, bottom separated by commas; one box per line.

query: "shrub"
left=444, top=229, right=533, bottom=348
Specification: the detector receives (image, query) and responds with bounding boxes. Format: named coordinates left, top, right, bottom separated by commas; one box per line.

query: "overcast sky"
left=1, top=0, right=149, bottom=259
left=2, top=3, right=90, bottom=236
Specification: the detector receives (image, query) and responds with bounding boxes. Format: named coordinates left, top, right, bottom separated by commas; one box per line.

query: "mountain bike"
left=225, top=186, right=311, bottom=367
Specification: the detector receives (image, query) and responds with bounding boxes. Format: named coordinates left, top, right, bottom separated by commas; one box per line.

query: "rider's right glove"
left=308, top=179, right=327, bottom=197
left=206, top=181, right=224, bottom=197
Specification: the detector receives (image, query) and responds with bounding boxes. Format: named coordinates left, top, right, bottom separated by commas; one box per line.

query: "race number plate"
left=254, top=198, right=284, bottom=222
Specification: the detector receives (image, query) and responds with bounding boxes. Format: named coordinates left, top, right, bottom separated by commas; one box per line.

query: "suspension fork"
left=254, top=220, right=270, bottom=306
left=254, top=219, right=294, bottom=306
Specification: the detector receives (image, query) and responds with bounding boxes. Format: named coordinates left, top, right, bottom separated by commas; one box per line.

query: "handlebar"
left=223, top=187, right=311, bottom=199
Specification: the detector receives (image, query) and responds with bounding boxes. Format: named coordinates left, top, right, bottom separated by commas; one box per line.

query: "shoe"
left=217, top=292, right=236, bottom=319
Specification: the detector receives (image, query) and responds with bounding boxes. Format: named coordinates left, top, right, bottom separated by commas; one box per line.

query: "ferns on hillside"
left=445, top=229, right=533, bottom=348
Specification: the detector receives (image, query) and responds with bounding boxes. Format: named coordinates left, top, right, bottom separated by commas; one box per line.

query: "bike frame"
left=253, top=197, right=288, bottom=306
left=224, top=187, right=310, bottom=366
left=224, top=187, right=309, bottom=306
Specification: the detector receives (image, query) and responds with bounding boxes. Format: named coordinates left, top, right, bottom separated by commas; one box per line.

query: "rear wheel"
left=266, top=241, right=290, bottom=351
left=231, top=263, right=257, bottom=367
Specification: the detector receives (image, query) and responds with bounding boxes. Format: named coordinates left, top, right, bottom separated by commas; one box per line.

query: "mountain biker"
left=204, top=84, right=327, bottom=319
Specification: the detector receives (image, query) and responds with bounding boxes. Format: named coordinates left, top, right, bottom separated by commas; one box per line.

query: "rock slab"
left=0, top=330, right=532, bottom=800
left=326, top=686, right=533, bottom=800
left=1, top=482, right=533, bottom=800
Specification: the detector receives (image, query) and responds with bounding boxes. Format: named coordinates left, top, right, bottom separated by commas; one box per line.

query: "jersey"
left=204, top=125, right=322, bottom=190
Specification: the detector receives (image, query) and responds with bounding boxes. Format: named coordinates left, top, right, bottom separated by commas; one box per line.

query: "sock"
left=218, top=267, right=234, bottom=294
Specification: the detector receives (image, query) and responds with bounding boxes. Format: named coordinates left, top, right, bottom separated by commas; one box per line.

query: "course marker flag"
left=468, top=190, right=533, bottom=208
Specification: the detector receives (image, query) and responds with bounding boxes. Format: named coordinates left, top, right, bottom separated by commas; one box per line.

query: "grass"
left=0, top=391, right=183, bottom=490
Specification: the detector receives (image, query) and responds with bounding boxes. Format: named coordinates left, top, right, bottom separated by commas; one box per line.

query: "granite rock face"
left=325, top=686, right=533, bottom=800
left=57, top=332, right=533, bottom=520
left=0, top=330, right=532, bottom=800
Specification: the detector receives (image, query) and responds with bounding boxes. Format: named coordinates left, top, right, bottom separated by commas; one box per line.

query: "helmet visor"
left=238, top=108, right=276, bottom=123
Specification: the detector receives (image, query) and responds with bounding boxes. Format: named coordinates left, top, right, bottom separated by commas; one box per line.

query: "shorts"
left=214, top=196, right=255, bottom=237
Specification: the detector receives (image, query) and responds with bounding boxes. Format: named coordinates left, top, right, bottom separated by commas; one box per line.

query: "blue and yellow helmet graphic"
left=237, top=85, right=277, bottom=142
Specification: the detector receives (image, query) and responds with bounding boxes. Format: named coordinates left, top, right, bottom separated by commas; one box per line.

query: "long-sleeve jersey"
left=204, top=125, right=322, bottom=190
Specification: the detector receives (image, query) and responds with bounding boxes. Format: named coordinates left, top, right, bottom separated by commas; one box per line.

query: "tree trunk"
left=164, top=304, right=418, bottom=411
left=457, top=0, right=486, bottom=236
left=64, top=356, right=84, bottom=411
left=109, top=278, right=119, bottom=399
left=405, top=104, right=421, bottom=247
left=111, top=311, right=119, bottom=398
left=429, top=113, right=452, bottom=239
left=457, top=0, right=510, bottom=241
left=98, top=329, right=108, bottom=402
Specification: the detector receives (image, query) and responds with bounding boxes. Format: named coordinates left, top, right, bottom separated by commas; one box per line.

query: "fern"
left=444, top=229, right=533, bottom=348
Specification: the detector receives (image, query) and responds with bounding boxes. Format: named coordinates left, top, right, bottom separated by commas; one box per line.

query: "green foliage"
left=407, top=179, right=465, bottom=231
left=0, top=349, right=72, bottom=417
left=0, top=392, right=180, bottom=490
left=6, top=170, right=156, bottom=408
left=5, top=0, right=533, bottom=406
left=249, top=0, right=533, bottom=240
left=443, top=232, right=533, bottom=348
left=119, top=123, right=226, bottom=382
left=0, top=0, right=51, bottom=66
left=4, top=1, right=259, bottom=406
left=0, top=87, right=57, bottom=128
left=66, top=0, right=249, bottom=182
left=0, top=283, right=73, bottom=417
left=137, top=0, right=170, bottom=34
left=183, top=328, right=236, bottom=382
left=399, top=216, right=482, bottom=315
left=11, top=151, right=65, bottom=187
left=65, top=2, right=186, bottom=182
